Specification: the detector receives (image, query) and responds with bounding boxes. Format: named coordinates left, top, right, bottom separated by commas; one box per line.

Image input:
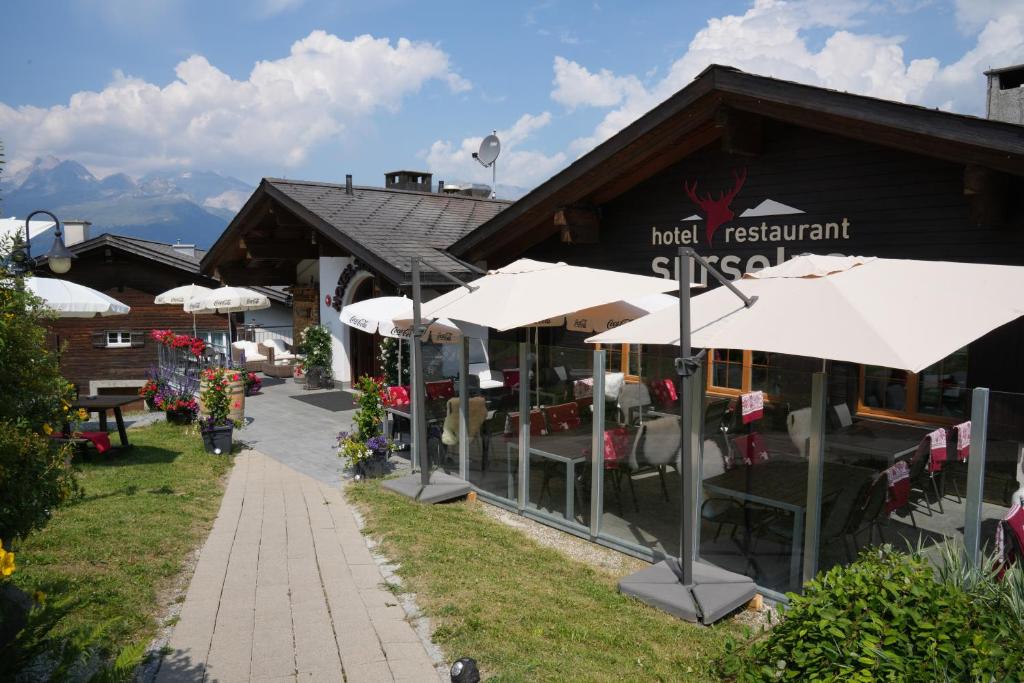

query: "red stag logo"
left=683, top=168, right=747, bottom=246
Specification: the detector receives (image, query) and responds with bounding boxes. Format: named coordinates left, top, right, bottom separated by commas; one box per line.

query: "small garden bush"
left=298, top=325, right=332, bottom=371
left=337, top=375, right=395, bottom=475
left=721, top=544, right=1024, bottom=682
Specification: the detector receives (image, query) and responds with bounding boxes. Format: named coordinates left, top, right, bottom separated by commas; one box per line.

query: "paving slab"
left=155, top=450, right=443, bottom=682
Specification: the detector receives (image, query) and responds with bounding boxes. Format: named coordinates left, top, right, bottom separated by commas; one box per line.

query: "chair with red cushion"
left=542, top=402, right=582, bottom=433
left=425, top=379, right=455, bottom=401
left=504, top=409, right=546, bottom=438
left=385, top=385, right=411, bottom=408
left=647, top=378, right=679, bottom=411
left=907, top=435, right=945, bottom=516
left=997, top=502, right=1024, bottom=571
left=501, top=369, right=521, bottom=392
left=729, top=432, right=770, bottom=468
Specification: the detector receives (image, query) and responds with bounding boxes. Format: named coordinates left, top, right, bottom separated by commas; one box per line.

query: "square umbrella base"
left=382, top=471, right=472, bottom=504
left=619, top=558, right=757, bottom=624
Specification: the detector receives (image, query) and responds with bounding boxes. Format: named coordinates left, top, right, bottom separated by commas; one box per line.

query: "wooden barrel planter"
left=199, top=371, right=246, bottom=424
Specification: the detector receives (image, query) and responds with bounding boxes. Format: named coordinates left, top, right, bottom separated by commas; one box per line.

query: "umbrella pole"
left=678, top=249, right=696, bottom=586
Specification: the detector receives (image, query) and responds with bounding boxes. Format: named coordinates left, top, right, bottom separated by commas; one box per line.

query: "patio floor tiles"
left=156, top=450, right=442, bottom=682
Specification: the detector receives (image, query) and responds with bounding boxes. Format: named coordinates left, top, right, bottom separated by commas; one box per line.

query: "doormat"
left=289, top=391, right=356, bottom=412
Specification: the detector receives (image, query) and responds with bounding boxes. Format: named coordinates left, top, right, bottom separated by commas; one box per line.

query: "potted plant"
left=199, top=367, right=238, bottom=454
left=298, top=325, right=333, bottom=388
left=243, top=371, right=262, bottom=396
left=336, top=376, right=394, bottom=478
left=157, top=392, right=198, bottom=424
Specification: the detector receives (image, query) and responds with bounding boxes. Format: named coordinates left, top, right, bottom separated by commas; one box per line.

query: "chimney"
left=62, top=218, right=91, bottom=246
left=345, top=174, right=354, bottom=195
left=985, top=64, right=1024, bottom=125
left=171, top=241, right=197, bottom=259
left=438, top=180, right=445, bottom=193
left=384, top=170, right=433, bottom=192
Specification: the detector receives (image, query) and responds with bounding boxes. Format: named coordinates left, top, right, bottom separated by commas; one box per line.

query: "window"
left=198, top=330, right=229, bottom=354
left=710, top=349, right=744, bottom=392
left=106, top=331, right=131, bottom=348
left=860, top=347, right=969, bottom=422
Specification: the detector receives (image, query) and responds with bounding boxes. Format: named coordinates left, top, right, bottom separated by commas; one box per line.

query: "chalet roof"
left=201, top=178, right=510, bottom=287
left=64, top=233, right=289, bottom=304
left=451, top=64, right=1024, bottom=261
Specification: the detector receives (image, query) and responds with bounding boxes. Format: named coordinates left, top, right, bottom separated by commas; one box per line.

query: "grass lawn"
left=10, top=421, right=232, bottom=668
left=347, top=481, right=744, bottom=682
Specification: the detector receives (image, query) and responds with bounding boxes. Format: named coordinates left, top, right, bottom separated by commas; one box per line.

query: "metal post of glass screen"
left=688, top=363, right=705, bottom=564
left=964, top=387, right=990, bottom=566
left=517, top=341, right=530, bottom=511
left=590, top=350, right=606, bottom=539
left=458, top=337, right=470, bottom=480
left=802, top=371, right=828, bottom=584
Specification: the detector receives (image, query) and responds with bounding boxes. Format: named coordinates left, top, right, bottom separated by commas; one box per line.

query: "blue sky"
left=1, top=0, right=1022, bottom=200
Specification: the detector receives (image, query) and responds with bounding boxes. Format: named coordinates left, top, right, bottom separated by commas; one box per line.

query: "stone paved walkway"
left=155, top=450, right=442, bottom=682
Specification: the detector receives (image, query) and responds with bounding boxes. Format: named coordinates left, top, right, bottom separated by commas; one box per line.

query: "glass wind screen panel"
left=980, top=391, right=1022, bottom=562
left=711, top=349, right=743, bottom=390
left=863, top=367, right=910, bottom=411
left=464, top=337, right=519, bottom=503
left=600, top=351, right=680, bottom=558
left=916, top=347, right=969, bottom=418
left=817, top=390, right=969, bottom=587
left=525, top=344, right=592, bottom=531
left=627, top=345, right=644, bottom=377
left=605, top=346, right=623, bottom=375
left=700, top=368, right=812, bottom=595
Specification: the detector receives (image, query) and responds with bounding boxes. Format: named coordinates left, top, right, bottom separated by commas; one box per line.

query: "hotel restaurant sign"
left=647, top=167, right=853, bottom=283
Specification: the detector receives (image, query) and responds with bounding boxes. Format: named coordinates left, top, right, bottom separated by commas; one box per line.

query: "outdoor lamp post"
left=13, top=210, right=76, bottom=275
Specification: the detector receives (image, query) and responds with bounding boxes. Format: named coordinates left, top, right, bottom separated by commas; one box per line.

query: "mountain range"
left=0, top=157, right=254, bottom=248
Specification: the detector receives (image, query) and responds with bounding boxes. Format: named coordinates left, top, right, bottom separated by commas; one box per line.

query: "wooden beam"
left=219, top=265, right=296, bottom=286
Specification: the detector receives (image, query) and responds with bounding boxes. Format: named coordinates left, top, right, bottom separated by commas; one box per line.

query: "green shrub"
left=352, top=375, right=386, bottom=440
left=0, top=423, right=79, bottom=545
left=298, top=325, right=332, bottom=372
left=721, top=545, right=1024, bottom=682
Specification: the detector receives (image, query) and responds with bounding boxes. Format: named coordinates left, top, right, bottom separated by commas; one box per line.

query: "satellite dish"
left=476, top=134, right=501, bottom=167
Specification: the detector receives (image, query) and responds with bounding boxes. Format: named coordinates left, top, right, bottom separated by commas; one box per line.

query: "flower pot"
left=201, top=424, right=233, bottom=455
left=144, top=397, right=156, bottom=411
left=356, top=456, right=387, bottom=479
left=166, top=409, right=193, bottom=425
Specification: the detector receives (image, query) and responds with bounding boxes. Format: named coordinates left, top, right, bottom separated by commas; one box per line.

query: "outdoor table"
left=702, top=460, right=872, bottom=588
left=507, top=431, right=593, bottom=522
left=383, top=398, right=447, bottom=463
left=67, top=394, right=138, bottom=449
left=826, top=419, right=929, bottom=465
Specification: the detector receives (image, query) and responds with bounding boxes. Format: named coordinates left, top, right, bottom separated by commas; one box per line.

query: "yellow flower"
left=1, top=550, right=15, bottom=577
left=42, top=423, right=53, bottom=435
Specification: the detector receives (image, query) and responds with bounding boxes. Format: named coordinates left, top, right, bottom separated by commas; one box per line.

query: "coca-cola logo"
left=605, top=318, right=632, bottom=329
left=348, top=316, right=370, bottom=329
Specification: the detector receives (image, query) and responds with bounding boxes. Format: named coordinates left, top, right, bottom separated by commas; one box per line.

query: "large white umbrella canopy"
left=154, top=284, right=212, bottom=305
left=26, top=277, right=130, bottom=317
left=533, top=292, right=679, bottom=333
left=587, top=254, right=1024, bottom=373
left=340, top=296, right=464, bottom=344
left=185, top=286, right=270, bottom=314
left=399, top=258, right=681, bottom=332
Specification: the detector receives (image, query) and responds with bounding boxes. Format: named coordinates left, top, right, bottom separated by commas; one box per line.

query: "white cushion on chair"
left=232, top=340, right=267, bottom=362
left=469, top=363, right=505, bottom=390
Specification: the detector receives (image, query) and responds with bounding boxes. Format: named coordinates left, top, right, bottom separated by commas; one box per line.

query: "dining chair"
left=907, top=435, right=944, bottom=516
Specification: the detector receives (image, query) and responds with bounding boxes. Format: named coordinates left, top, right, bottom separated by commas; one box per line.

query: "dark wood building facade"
left=45, top=235, right=238, bottom=403
left=452, top=65, right=1024, bottom=425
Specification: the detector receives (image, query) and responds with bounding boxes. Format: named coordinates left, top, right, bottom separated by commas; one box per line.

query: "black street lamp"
left=12, top=210, right=75, bottom=275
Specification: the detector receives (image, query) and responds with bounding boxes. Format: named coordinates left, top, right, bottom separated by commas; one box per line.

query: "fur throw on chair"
left=441, top=396, right=488, bottom=446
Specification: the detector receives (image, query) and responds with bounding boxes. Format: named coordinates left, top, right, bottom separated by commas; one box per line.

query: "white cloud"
left=424, top=112, right=567, bottom=191
left=203, top=190, right=250, bottom=213
left=550, top=56, right=645, bottom=110
left=0, top=31, right=470, bottom=176
left=564, top=0, right=1024, bottom=156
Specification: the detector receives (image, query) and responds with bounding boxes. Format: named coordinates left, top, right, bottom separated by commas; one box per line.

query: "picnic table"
left=67, top=394, right=138, bottom=449
left=826, top=419, right=930, bottom=465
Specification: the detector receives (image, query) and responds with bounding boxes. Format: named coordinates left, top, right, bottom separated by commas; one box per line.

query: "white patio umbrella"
left=185, top=286, right=270, bottom=342
left=410, top=259, right=682, bottom=332
left=341, top=296, right=464, bottom=343
left=340, top=296, right=464, bottom=383
left=155, top=284, right=212, bottom=335
left=586, top=252, right=1024, bottom=623
left=395, top=259, right=683, bottom=402
left=26, top=277, right=130, bottom=317
left=534, top=292, right=679, bottom=333
left=588, top=254, right=1024, bottom=373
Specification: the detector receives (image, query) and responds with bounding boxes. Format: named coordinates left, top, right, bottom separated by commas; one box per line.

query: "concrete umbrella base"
left=382, top=470, right=473, bottom=504
left=619, top=557, right=757, bottom=624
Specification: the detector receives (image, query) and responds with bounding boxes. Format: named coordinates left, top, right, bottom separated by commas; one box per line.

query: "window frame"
left=856, top=365, right=963, bottom=426
left=105, top=330, right=132, bottom=349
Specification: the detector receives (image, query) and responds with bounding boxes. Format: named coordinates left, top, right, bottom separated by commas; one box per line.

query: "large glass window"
left=860, top=347, right=969, bottom=421
left=710, top=349, right=744, bottom=391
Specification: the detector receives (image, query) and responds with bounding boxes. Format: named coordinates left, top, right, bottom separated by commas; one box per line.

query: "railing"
left=241, top=324, right=293, bottom=346
left=156, top=335, right=230, bottom=394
